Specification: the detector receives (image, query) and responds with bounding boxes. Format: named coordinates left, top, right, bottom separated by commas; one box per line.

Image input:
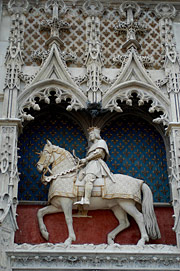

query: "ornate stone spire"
left=115, top=1, right=146, bottom=50
left=83, top=0, right=104, bottom=103
left=41, top=0, right=69, bottom=48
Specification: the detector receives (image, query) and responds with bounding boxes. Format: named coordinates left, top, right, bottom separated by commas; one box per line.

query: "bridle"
left=37, top=144, right=67, bottom=175
left=37, top=143, right=84, bottom=185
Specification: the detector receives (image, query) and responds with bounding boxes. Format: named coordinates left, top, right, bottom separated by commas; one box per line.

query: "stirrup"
left=74, top=197, right=84, bottom=205
left=74, top=197, right=90, bottom=205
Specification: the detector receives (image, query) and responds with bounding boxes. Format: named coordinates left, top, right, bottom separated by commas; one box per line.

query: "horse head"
left=37, top=140, right=54, bottom=173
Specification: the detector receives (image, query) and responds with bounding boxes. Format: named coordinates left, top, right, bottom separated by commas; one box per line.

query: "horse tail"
left=141, top=183, right=161, bottom=240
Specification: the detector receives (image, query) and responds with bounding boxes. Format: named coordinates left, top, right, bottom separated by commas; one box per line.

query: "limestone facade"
left=1, top=0, right=180, bottom=270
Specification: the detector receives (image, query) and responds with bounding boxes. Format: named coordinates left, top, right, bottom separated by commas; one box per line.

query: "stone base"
left=7, top=243, right=180, bottom=271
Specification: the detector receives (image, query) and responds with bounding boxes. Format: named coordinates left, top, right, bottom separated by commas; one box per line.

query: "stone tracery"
left=1, top=0, right=180, bottom=269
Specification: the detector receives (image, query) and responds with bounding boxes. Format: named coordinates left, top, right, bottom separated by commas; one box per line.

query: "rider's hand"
left=80, top=158, right=86, bottom=164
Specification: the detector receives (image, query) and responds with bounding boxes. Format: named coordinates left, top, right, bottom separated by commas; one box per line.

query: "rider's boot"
left=84, top=181, right=93, bottom=205
left=74, top=174, right=95, bottom=205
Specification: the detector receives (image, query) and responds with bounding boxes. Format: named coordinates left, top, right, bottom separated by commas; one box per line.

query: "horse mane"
left=52, top=145, right=77, bottom=166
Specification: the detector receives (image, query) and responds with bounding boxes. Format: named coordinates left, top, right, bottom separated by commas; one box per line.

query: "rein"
left=40, top=145, right=81, bottom=185
left=42, top=162, right=82, bottom=184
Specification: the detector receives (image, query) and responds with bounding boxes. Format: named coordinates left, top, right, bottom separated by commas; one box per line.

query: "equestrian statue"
left=37, top=127, right=161, bottom=246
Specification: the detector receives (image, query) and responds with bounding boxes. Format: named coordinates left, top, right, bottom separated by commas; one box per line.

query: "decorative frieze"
left=7, top=244, right=180, bottom=271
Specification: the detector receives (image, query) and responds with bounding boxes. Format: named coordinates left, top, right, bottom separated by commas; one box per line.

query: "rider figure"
left=75, top=127, right=115, bottom=205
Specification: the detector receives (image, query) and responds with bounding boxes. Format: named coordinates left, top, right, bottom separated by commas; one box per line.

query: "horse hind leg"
left=107, top=205, right=130, bottom=245
left=37, top=204, right=61, bottom=241
left=118, top=199, right=149, bottom=246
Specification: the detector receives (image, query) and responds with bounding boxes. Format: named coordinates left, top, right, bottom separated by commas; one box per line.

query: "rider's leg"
left=84, top=173, right=96, bottom=204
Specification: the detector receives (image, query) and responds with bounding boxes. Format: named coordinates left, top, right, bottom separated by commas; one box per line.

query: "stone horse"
left=37, top=140, right=161, bottom=246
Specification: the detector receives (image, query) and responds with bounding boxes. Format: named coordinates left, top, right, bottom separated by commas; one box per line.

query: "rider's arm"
left=81, top=148, right=105, bottom=164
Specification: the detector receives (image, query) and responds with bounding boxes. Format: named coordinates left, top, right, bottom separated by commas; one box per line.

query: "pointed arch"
left=102, top=50, right=170, bottom=126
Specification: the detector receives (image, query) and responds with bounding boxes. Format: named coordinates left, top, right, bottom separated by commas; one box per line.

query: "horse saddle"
left=75, top=177, right=105, bottom=197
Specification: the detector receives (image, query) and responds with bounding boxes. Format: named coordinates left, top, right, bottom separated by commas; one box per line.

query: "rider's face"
left=89, top=131, right=96, bottom=142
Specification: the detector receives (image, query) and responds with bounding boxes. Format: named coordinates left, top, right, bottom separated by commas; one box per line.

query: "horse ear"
left=47, top=140, right=52, bottom=146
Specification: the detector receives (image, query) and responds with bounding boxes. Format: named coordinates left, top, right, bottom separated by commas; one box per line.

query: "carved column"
left=155, top=3, right=180, bottom=247
left=0, top=0, right=2, bottom=23
left=2, top=0, right=29, bottom=118
left=83, top=0, right=104, bottom=104
left=0, top=1, right=29, bottom=270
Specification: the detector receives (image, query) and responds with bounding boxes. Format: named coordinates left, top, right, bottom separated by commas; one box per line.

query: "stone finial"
left=155, top=3, right=176, bottom=19
left=115, top=1, right=146, bottom=50
left=45, top=0, right=67, bottom=18
left=41, top=0, right=69, bottom=48
left=8, top=0, right=29, bottom=15
left=82, top=0, right=104, bottom=17
left=120, top=1, right=141, bottom=22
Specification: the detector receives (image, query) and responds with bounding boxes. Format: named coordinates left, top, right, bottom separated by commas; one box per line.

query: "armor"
left=74, top=128, right=115, bottom=205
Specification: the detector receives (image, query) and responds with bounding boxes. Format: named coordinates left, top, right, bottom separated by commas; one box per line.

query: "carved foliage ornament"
left=82, top=0, right=104, bottom=17
left=120, top=1, right=141, bottom=20
left=0, top=126, right=19, bottom=229
left=19, top=87, right=83, bottom=121
left=8, top=0, right=29, bottom=15
left=115, top=1, right=146, bottom=50
left=45, top=0, right=67, bottom=17
left=104, top=89, right=169, bottom=126
left=155, top=3, right=176, bottom=19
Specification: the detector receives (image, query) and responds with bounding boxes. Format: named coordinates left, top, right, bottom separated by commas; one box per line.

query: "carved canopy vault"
left=18, top=4, right=170, bottom=126
left=1, top=0, right=180, bottom=270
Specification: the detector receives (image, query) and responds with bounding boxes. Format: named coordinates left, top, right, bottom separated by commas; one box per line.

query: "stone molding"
left=1, top=0, right=180, bottom=255
left=7, top=244, right=180, bottom=271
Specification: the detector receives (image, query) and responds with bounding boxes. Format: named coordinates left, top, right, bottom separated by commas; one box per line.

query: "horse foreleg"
left=107, top=205, right=130, bottom=245
left=60, top=198, right=76, bottom=246
left=37, top=205, right=61, bottom=241
left=118, top=199, right=149, bottom=246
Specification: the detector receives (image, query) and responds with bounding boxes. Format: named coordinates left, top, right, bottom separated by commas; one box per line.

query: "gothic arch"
left=100, top=113, right=170, bottom=203
left=102, top=49, right=171, bottom=127
left=17, top=78, right=87, bottom=121
left=17, top=104, right=88, bottom=201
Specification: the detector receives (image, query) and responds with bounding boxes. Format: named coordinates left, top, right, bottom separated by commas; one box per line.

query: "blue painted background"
left=18, top=115, right=169, bottom=202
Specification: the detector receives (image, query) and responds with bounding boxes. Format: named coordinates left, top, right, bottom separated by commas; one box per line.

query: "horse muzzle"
left=37, top=163, right=44, bottom=173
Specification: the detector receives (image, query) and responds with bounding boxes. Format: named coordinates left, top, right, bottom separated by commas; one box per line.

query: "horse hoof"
left=42, top=230, right=49, bottom=241
left=107, top=238, right=114, bottom=245
left=137, top=236, right=148, bottom=246
left=64, top=238, right=72, bottom=247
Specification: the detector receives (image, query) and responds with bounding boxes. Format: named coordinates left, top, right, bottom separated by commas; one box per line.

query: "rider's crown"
left=88, top=126, right=100, bottom=133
